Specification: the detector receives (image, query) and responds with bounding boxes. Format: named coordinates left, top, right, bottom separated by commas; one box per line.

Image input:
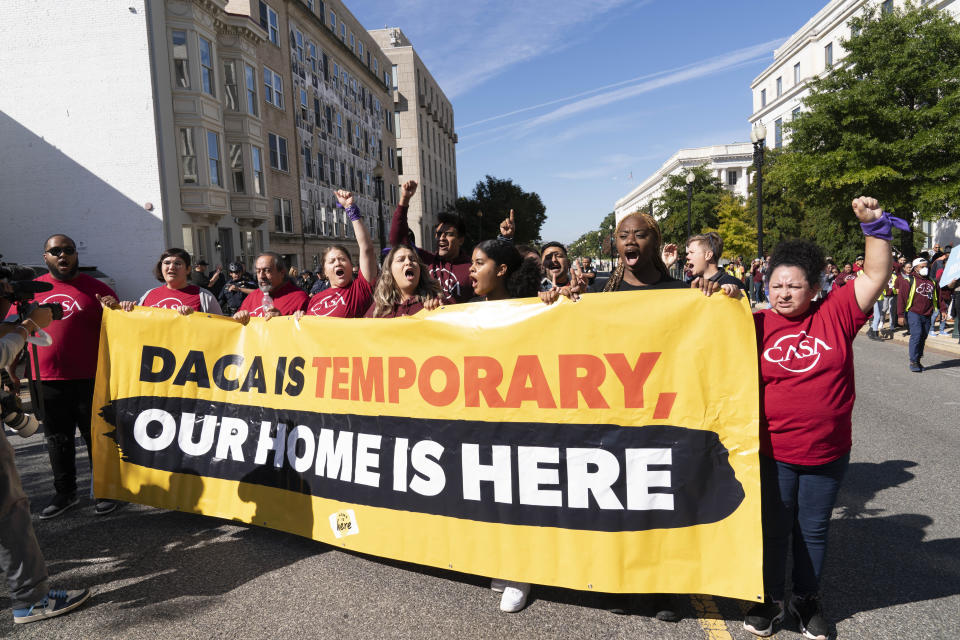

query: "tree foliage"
left=568, top=211, right=616, bottom=259
left=454, top=175, right=547, bottom=244
left=654, top=165, right=726, bottom=246
left=769, top=3, right=960, bottom=259
left=705, top=192, right=757, bottom=261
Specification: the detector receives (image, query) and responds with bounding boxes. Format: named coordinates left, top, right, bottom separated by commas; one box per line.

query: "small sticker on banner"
left=329, top=509, right=359, bottom=539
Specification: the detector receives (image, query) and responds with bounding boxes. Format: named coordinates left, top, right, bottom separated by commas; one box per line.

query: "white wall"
left=0, top=0, right=166, bottom=299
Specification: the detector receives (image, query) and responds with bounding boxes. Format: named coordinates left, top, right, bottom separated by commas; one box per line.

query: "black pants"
left=38, top=379, right=94, bottom=497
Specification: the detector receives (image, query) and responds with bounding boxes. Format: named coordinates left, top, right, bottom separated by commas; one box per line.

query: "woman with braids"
left=364, top=246, right=443, bottom=318
left=743, top=197, right=898, bottom=640
left=300, top=189, right=378, bottom=318
left=602, top=212, right=692, bottom=294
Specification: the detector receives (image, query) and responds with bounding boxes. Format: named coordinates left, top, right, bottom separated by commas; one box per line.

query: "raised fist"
left=335, top=189, right=355, bottom=208
left=851, top=196, right=881, bottom=223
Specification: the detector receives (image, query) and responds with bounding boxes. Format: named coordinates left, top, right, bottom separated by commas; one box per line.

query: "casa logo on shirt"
left=763, top=330, right=833, bottom=373
left=915, top=282, right=935, bottom=298
left=40, top=294, right=83, bottom=320
left=309, top=291, right=345, bottom=316
left=430, top=266, right=460, bottom=298
left=153, top=297, right=184, bottom=310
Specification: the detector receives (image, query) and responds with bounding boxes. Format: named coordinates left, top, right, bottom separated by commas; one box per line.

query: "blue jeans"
left=931, top=307, right=943, bottom=332
left=907, top=311, right=931, bottom=362
left=871, top=299, right=891, bottom=331
left=760, top=453, right=849, bottom=598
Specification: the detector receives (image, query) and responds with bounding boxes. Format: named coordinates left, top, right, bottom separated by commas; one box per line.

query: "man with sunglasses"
left=32, top=234, right=119, bottom=518
left=388, top=180, right=474, bottom=303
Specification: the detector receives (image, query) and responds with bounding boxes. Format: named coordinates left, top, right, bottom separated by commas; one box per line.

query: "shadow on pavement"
left=922, top=357, right=960, bottom=371
left=827, top=460, right=960, bottom=622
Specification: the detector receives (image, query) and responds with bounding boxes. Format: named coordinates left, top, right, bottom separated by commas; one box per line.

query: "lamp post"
left=373, top=165, right=385, bottom=254
left=750, top=122, right=767, bottom=259
left=685, top=171, right=695, bottom=241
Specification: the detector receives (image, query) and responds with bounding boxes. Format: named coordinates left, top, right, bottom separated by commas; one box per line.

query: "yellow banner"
left=91, top=291, right=762, bottom=600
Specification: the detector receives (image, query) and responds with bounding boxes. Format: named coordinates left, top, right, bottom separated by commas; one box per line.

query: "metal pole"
left=686, top=184, right=693, bottom=241
left=753, top=141, right=765, bottom=258
left=376, top=177, right=384, bottom=254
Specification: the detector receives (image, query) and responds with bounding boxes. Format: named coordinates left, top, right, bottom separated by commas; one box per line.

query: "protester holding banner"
left=744, top=197, right=894, bottom=640
left=233, top=252, right=309, bottom=324
left=389, top=180, right=474, bottom=303
left=364, top=246, right=442, bottom=317
left=105, top=248, right=222, bottom=315
left=302, top=190, right=378, bottom=318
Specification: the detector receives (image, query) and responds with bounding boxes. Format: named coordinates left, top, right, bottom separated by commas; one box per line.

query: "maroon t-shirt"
left=34, top=272, right=116, bottom=380
left=363, top=297, right=425, bottom=318
left=835, top=273, right=857, bottom=287
left=388, top=203, right=474, bottom=303
left=140, top=285, right=203, bottom=311
left=239, top=280, right=308, bottom=316
left=905, top=275, right=937, bottom=316
left=753, top=282, right=868, bottom=465
left=306, top=271, right=373, bottom=318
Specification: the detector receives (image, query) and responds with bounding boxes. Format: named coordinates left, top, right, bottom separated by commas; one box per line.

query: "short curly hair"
left=768, top=240, right=825, bottom=288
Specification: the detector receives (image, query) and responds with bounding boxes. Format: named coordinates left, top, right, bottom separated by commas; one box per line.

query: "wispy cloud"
left=375, top=0, right=645, bottom=98
left=553, top=152, right=665, bottom=181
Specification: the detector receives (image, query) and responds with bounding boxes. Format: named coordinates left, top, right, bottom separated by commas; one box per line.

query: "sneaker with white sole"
left=490, top=578, right=506, bottom=593
left=743, top=597, right=784, bottom=637
left=39, top=493, right=78, bottom=520
left=499, top=582, right=531, bottom=613
left=13, top=588, right=91, bottom=624
left=789, top=594, right=830, bottom=640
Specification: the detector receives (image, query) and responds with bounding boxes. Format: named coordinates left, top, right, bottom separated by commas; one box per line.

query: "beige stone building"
left=369, top=27, right=457, bottom=252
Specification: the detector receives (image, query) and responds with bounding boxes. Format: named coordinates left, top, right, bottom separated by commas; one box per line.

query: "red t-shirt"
left=835, top=273, right=857, bottom=287
left=363, top=297, right=425, bottom=318
left=753, top=282, right=867, bottom=465
left=239, top=280, right=308, bottom=316
left=140, top=285, right=203, bottom=311
left=33, top=272, right=117, bottom=380
left=306, top=272, right=373, bottom=318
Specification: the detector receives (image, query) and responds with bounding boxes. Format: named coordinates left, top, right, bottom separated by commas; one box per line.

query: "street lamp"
left=750, top=122, right=767, bottom=259
left=685, top=171, right=695, bottom=241
left=373, top=165, right=385, bottom=254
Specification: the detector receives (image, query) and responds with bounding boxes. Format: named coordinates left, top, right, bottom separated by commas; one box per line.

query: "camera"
left=0, top=260, right=63, bottom=317
left=0, top=389, right=39, bottom=438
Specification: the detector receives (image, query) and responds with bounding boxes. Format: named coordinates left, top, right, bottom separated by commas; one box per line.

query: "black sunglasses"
left=46, top=246, right=77, bottom=257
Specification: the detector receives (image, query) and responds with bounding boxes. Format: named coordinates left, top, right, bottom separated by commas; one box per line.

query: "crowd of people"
left=0, top=183, right=955, bottom=637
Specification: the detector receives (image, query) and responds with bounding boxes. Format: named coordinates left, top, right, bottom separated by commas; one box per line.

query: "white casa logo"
left=309, top=291, right=345, bottom=316
left=915, top=282, right=935, bottom=297
left=431, top=265, right=460, bottom=297
left=40, top=294, right=83, bottom=319
left=763, top=331, right=833, bottom=373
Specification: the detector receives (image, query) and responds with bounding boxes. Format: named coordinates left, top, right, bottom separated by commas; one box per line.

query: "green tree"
left=744, top=148, right=806, bottom=257
left=705, top=192, right=757, bottom=261
left=653, top=165, right=726, bottom=246
left=454, top=175, right=547, bottom=244
left=568, top=211, right=616, bottom=260
left=769, top=3, right=960, bottom=257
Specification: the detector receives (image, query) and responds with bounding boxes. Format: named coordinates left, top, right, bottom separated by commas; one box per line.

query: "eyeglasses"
left=46, top=246, right=77, bottom=257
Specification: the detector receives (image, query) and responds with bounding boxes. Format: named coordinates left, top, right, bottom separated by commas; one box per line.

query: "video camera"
left=0, top=389, right=39, bottom=437
left=0, top=261, right=63, bottom=318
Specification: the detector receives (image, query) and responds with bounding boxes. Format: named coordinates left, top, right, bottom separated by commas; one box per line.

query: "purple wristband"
left=860, top=210, right=910, bottom=241
left=345, top=205, right=361, bottom=222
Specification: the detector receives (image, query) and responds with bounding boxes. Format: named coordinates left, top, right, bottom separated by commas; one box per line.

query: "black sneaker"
left=743, top=597, right=784, bottom=637
left=94, top=499, right=121, bottom=516
left=39, top=493, right=79, bottom=520
left=789, top=594, right=830, bottom=640
left=635, top=594, right=680, bottom=622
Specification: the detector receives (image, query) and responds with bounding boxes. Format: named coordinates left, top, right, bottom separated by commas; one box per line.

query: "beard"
left=48, top=263, right=79, bottom=281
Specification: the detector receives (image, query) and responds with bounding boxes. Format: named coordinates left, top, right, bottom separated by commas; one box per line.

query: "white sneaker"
left=499, top=582, right=531, bottom=613
left=490, top=578, right=506, bottom=593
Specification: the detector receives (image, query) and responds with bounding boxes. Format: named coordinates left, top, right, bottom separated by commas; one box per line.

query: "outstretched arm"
left=389, top=180, right=418, bottom=246
left=852, top=196, right=894, bottom=314
left=337, top=189, right=378, bottom=283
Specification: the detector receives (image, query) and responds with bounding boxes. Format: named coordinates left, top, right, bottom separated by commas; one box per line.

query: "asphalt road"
left=2, top=337, right=959, bottom=639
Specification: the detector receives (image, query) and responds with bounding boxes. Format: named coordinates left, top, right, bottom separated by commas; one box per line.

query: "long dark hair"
left=475, top=239, right=541, bottom=299
left=603, top=212, right=670, bottom=292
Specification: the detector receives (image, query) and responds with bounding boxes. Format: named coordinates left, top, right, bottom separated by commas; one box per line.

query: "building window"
left=325, top=105, right=333, bottom=133
left=308, top=42, right=317, bottom=72
left=317, top=152, right=325, bottom=182
left=329, top=11, right=336, bottom=31
left=373, top=58, right=378, bottom=74
left=774, top=118, right=783, bottom=149
left=340, top=162, right=346, bottom=187
left=259, top=2, right=280, bottom=46
left=358, top=41, right=363, bottom=58
left=264, top=66, right=283, bottom=109
left=172, top=30, right=190, bottom=89
left=199, top=37, right=215, bottom=96
left=207, top=131, right=221, bottom=186
left=881, top=0, right=893, bottom=13
left=396, top=148, right=403, bottom=175
left=224, top=60, right=239, bottom=110
left=252, top=146, right=264, bottom=195
left=274, top=198, right=293, bottom=232
left=792, top=107, right=801, bottom=119
left=391, top=64, right=398, bottom=90
left=340, top=23, right=346, bottom=40
left=350, top=33, right=355, bottom=51
left=793, top=62, right=800, bottom=84
left=230, top=144, right=244, bottom=192
left=727, top=170, right=737, bottom=186
left=336, top=112, right=343, bottom=139
left=825, top=42, right=833, bottom=69
left=245, top=64, right=259, bottom=115
left=303, top=145, right=312, bottom=179
left=776, top=76, right=782, bottom=97
left=179, top=128, right=197, bottom=184
left=268, top=133, right=288, bottom=171
left=294, top=29, right=304, bottom=62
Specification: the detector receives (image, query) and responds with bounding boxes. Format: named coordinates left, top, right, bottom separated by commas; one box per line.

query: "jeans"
left=761, top=453, right=849, bottom=598
left=0, top=430, right=49, bottom=608
left=871, top=299, right=891, bottom=332
left=38, top=379, right=95, bottom=497
left=752, top=280, right=765, bottom=304
left=931, top=306, right=943, bottom=332
left=907, top=311, right=931, bottom=362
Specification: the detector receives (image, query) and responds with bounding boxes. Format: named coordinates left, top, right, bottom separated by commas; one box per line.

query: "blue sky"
left=351, top=0, right=828, bottom=243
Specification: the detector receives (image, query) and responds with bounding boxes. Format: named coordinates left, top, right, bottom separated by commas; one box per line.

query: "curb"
left=858, top=326, right=960, bottom=358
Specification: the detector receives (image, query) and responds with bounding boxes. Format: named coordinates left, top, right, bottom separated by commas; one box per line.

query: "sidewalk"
left=859, top=324, right=960, bottom=357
